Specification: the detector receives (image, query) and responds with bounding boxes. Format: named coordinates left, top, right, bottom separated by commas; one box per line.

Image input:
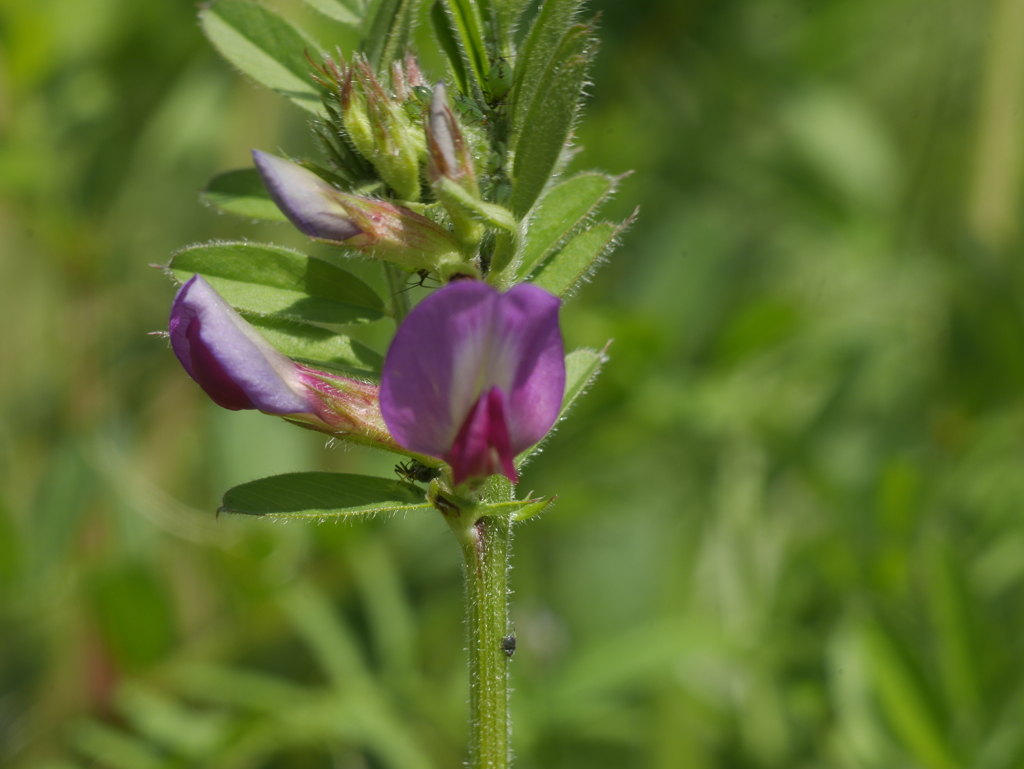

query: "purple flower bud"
left=427, top=82, right=476, bottom=188
left=252, top=150, right=475, bottom=278
left=170, top=276, right=398, bottom=449
left=253, top=150, right=363, bottom=243
left=379, top=281, right=565, bottom=485
left=170, top=274, right=311, bottom=414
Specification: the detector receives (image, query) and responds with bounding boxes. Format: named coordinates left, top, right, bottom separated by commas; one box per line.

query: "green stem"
left=455, top=509, right=512, bottom=769
left=384, top=262, right=411, bottom=325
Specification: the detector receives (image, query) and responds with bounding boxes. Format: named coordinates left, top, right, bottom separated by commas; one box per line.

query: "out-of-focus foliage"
left=2, top=0, right=1024, bottom=767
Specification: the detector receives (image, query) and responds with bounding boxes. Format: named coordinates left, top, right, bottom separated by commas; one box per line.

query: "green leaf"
left=509, top=23, right=596, bottom=218
left=200, top=0, right=325, bottom=115
left=201, top=168, right=287, bottom=221
left=530, top=214, right=633, bottom=296
left=221, top=471, right=558, bottom=522
left=560, top=346, right=607, bottom=420
left=304, top=0, right=364, bottom=27
left=509, top=496, right=556, bottom=522
left=495, top=0, right=531, bottom=35
left=220, top=472, right=429, bottom=519
left=518, top=171, right=621, bottom=278
left=362, top=0, right=415, bottom=71
left=437, top=0, right=489, bottom=90
left=431, top=0, right=471, bottom=95
left=169, top=242, right=385, bottom=326
left=244, top=315, right=383, bottom=376
left=436, top=177, right=519, bottom=233
left=511, top=0, right=583, bottom=141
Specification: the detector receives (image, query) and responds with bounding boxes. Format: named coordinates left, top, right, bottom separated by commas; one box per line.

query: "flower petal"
left=169, top=275, right=311, bottom=414
left=252, top=150, right=362, bottom=242
left=448, top=386, right=517, bottom=485
left=487, top=283, right=565, bottom=454
left=379, top=281, right=565, bottom=477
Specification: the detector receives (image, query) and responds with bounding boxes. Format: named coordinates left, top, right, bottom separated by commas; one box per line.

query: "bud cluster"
left=288, top=51, right=505, bottom=273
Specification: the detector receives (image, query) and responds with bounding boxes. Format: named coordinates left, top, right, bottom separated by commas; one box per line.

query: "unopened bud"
left=427, top=83, right=484, bottom=248
left=342, top=57, right=424, bottom=202
left=169, top=275, right=401, bottom=452
left=253, top=150, right=477, bottom=279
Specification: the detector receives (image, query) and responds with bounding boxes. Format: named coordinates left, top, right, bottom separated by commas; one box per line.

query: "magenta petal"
left=252, top=150, right=362, bottom=242
left=448, top=387, right=517, bottom=485
left=379, top=280, right=565, bottom=482
left=169, top=275, right=311, bottom=414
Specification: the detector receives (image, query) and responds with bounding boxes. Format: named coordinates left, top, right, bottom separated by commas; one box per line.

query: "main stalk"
left=457, top=510, right=512, bottom=768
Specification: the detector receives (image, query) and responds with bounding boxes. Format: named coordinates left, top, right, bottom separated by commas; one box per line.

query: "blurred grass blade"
left=511, top=0, right=583, bottom=142
left=115, top=683, right=229, bottom=759
left=531, top=214, right=634, bottom=296
left=509, top=23, right=596, bottom=217
left=430, top=0, right=471, bottom=94
left=304, top=0, right=364, bottom=26
left=347, top=539, right=418, bottom=685
left=32, top=441, right=95, bottom=573
left=280, top=581, right=370, bottom=688
left=518, top=171, right=622, bottom=278
left=362, top=0, right=415, bottom=71
left=245, top=315, right=383, bottom=376
left=865, top=621, right=958, bottom=769
left=927, top=544, right=981, bottom=713
left=0, top=499, right=20, bottom=586
left=71, top=721, right=164, bottom=769
left=220, top=472, right=431, bottom=519
left=200, top=0, right=325, bottom=114
left=89, top=565, right=175, bottom=669
left=169, top=242, right=385, bottom=326
left=201, top=168, right=287, bottom=221
left=167, top=663, right=309, bottom=712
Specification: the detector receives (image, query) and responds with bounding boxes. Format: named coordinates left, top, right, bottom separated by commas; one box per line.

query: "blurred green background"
left=3, top=0, right=1024, bottom=767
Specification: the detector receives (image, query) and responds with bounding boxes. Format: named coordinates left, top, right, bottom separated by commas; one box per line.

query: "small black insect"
left=502, top=633, right=516, bottom=657
left=394, top=269, right=438, bottom=296
left=395, top=460, right=440, bottom=485
left=408, top=269, right=437, bottom=289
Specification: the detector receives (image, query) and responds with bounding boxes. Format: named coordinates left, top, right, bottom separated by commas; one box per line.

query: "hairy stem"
left=456, top=508, right=512, bottom=769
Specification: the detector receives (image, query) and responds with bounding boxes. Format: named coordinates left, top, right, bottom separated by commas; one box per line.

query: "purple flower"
left=252, top=151, right=478, bottom=280
left=380, top=281, right=565, bottom=485
left=169, top=275, right=397, bottom=449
